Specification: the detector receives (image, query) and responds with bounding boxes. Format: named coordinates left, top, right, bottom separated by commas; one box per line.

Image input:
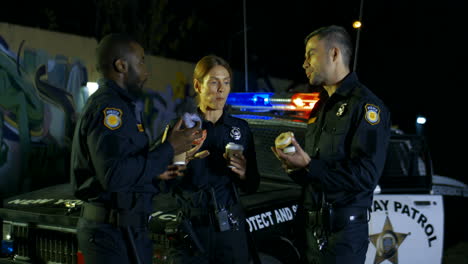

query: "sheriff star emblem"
left=103, top=107, right=123, bottom=130
left=370, top=215, right=410, bottom=264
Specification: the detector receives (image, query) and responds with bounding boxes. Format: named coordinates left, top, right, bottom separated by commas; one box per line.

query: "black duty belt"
left=182, top=203, right=243, bottom=226
left=81, top=203, right=149, bottom=228
left=305, top=207, right=368, bottom=232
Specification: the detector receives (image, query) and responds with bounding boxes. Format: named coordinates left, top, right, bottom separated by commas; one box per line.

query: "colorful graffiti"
left=142, top=71, right=196, bottom=141
left=0, top=36, right=196, bottom=199
left=0, top=38, right=85, bottom=198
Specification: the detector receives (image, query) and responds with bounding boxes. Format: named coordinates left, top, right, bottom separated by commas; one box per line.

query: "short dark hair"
left=193, top=55, right=233, bottom=82
left=304, top=25, right=353, bottom=67
left=96, top=33, right=137, bottom=75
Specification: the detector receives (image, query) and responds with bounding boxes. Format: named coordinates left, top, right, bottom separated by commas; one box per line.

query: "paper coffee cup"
left=173, top=152, right=186, bottom=165
left=225, top=142, right=244, bottom=168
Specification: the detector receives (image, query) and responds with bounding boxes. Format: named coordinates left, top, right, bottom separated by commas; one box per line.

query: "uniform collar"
left=333, top=72, right=359, bottom=98
left=222, top=111, right=237, bottom=126
left=98, top=78, right=137, bottom=103
left=197, top=107, right=236, bottom=126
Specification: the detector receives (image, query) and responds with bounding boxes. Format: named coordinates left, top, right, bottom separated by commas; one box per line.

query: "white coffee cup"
left=173, top=152, right=186, bottom=165
left=172, top=112, right=202, bottom=165
left=225, top=142, right=244, bottom=168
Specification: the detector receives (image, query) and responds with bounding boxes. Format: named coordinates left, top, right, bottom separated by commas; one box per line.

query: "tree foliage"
left=94, top=0, right=202, bottom=60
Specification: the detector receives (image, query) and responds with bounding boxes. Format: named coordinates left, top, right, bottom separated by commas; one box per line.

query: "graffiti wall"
left=0, top=42, right=75, bottom=197
left=0, top=23, right=292, bottom=199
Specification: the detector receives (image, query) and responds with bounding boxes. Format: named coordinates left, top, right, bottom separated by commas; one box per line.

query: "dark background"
left=1, top=0, right=467, bottom=183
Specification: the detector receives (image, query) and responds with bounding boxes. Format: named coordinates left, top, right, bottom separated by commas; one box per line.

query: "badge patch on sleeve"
left=103, top=108, right=123, bottom=130
left=365, top=104, right=380, bottom=125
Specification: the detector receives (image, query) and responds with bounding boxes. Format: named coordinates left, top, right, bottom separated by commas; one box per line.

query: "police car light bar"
left=227, top=92, right=319, bottom=111
left=291, top=93, right=319, bottom=110
left=226, top=92, right=273, bottom=110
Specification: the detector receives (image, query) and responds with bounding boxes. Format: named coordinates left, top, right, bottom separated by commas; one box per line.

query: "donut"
left=275, top=131, right=294, bottom=149
left=192, top=129, right=207, bottom=145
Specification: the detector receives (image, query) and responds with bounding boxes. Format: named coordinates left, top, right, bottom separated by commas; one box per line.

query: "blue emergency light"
left=230, top=114, right=275, bottom=120
left=1, top=239, right=14, bottom=256
left=227, top=93, right=273, bottom=108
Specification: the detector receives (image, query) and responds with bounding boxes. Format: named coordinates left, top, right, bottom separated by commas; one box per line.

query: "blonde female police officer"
left=173, top=55, right=260, bottom=264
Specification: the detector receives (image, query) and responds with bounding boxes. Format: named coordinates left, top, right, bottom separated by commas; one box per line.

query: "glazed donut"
left=275, top=131, right=294, bottom=149
left=275, top=132, right=296, bottom=154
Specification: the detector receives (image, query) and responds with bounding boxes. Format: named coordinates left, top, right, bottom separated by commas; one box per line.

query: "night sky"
left=1, top=0, right=467, bottom=183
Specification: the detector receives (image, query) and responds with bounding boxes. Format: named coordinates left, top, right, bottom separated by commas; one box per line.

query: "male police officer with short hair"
left=70, top=33, right=201, bottom=264
left=273, top=25, right=391, bottom=263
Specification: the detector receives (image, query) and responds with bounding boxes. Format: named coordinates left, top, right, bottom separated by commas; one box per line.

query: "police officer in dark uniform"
left=273, top=25, right=391, bottom=263
left=173, top=55, right=260, bottom=264
left=70, top=33, right=201, bottom=264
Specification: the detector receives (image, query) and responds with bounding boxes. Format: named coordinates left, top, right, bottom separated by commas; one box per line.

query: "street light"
left=353, top=0, right=365, bottom=72
left=416, top=115, right=427, bottom=135
left=353, top=21, right=362, bottom=29
left=416, top=116, right=427, bottom=125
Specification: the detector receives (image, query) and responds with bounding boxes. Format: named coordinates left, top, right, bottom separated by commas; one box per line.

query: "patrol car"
left=1, top=92, right=467, bottom=264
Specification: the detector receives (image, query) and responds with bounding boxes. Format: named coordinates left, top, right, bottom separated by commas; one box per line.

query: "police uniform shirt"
left=70, top=79, right=174, bottom=213
left=180, top=110, right=260, bottom=208
left=303, top=72, right=391, bottom=209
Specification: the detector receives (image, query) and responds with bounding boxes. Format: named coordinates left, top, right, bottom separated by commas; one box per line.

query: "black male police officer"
left=70, top=33, right=201, bottom=264
left=273, top=25, right=391, bottom=264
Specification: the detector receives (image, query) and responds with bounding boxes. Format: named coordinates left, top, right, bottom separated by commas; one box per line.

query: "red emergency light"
left=291, top=93, right=320, bottom=110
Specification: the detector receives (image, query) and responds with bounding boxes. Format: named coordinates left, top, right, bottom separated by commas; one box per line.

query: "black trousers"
left=172, top=219, right=249, bottom=264
left=76, top=218, right=152, bottom=264
left=302, top=221, right=369, bottom=264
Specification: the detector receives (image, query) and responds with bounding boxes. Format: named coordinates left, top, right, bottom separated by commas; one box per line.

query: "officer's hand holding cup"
left=158, top=164, right=186, bottom=180
left=224, top=142, right=247, bottom=179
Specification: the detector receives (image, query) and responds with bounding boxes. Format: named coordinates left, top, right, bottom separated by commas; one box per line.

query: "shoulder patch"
left=364, top=104, right=380, bottom=125
left=103, top=107, right=123, bottom=130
